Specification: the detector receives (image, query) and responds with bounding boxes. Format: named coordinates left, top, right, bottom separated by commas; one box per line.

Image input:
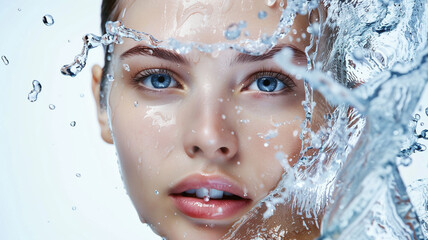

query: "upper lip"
left=168, top=174, right=251, bottom=199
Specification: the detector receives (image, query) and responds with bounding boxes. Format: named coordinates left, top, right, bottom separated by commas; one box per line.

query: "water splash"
left=42, top=14, right=54, bottom=26
left=27, top=80, right=41, bottom=102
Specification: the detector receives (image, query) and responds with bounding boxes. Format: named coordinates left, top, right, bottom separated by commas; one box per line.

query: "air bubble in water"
left=224, top=21, right=247, bottom=40
left=42, top=14, right=54, bottom=26
left=70, top=121, right=76, bottom=127
left=49, top=104, right=55, bottom=110
left=258, top=10, right=267, bottom=19
left=1, top=55, right=9, bottom=65
left=28, top=80, right=42, bottom=102
left=264, top=0, right=276, bottom=7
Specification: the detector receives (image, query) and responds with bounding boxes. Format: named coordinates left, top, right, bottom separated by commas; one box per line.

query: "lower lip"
left=170, top=195, right=251, bottom=220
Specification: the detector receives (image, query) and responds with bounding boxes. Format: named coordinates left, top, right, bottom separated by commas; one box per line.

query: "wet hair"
left=100, top=0, right=121, bottom=109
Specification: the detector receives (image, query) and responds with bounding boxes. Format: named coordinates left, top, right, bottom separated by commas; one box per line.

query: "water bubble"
left=204, top=196, right=210, bottom=202
left=70, top=121, right=76, bottom=127
left=264, top=0, right=276, bottom=7
left=76, top=173, right=81, bottom=178
left=258, top=10, right=267, bottom=19
left=49, top=104, right=55, bottom=110
left=18, top=8, right=21, bottom=11
left=264, top=142, right=269, bottom=147
left=72, top=206, right=77, bottom=211
left=1, top=55, right=9, bottom=65
left=42, top=14, right=54, bottom=26
left=154, top=190, right=159, bottom=195
left=134, top=101, right=138, bottom=107
left=224, top=21, right=247, bottom=40
left=221, top=114, right=226, bottom=120
left=28, top=80, right=42, bottom=102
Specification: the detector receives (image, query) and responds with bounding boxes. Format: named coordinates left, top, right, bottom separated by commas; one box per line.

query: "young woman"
left=91, top=0, right=329, bottom=239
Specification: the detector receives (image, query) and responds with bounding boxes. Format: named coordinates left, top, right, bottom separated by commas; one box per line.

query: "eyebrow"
left=232, top=43, right=307, bottom=65
left=120, top=45, right=189, bottom=64
left=120, top=43, right=307, bottom=65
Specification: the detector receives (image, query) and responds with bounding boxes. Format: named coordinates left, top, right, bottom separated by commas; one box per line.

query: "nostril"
left=192, top=146, right=200, bottom=154
left=219, top=147, right=229, bottom=154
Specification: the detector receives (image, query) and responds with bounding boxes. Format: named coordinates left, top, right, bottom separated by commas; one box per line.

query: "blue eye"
left=135, top=70, right=179, bottom=89
left=248, top=76, right=286, bottom=92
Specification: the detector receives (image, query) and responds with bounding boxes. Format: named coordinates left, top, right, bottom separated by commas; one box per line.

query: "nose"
left=183, top=107, right=238, bottom=163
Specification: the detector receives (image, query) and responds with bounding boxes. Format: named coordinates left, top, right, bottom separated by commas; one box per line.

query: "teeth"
left=185, top=189, right=196, bottom=194
left=196, top=188, right=209, bottom=198
left=209, top=189, right=224, bottom=199
left=224, top=191, right=234, bottom=196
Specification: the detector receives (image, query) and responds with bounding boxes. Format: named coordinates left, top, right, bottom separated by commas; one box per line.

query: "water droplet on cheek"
left=155, top=190, right=159, bottom=195
left=42, top=14, right=54, bottom=26
left=258, top=10, right=268, bottom=19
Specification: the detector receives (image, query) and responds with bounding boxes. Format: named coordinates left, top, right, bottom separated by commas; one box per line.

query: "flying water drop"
left=70, top=121, right=76, bottom=127
left=1, top=55, right=9, bottom=65
left=49, top=104, right=55, bottom=110
left=27, top=80, right=42, bottom=102
left=76, top=173, right=81, bottom=178
left=42, top=14, right=54, bottom=26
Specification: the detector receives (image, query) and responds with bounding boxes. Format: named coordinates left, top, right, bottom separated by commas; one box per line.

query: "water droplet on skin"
left=70, top=121, right=76, bottom=127
left=123, top=64, right=130, bottom=72
left=258, top=10, right=267, bottom=19
left=264, top=0, right=276, bottom=7
left=222, top=114, right=226, bottom=120
left=28, top=80, right=42, bottom=102
left=204, top=196, right=210, bottom=202
left=264, top=142, right=269, bottom=147
left=76, top=173, right=81, bottom=177
left=134, top=101, right=138, bottom=107
left=155, top=190, right=159, bottom=195
left=107, top=74, right=114, bottom=82
left=42, top=14, right=54, bottom=26
left=237, top=161, right=240, bottom=165
left=49, top=104, right=55, bottom=110
left=1, top=55, right=9, bottom=65
left=224, top=21, right=247, bottom=40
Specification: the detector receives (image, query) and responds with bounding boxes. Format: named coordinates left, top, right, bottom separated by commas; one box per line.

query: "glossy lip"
left=169, top=174, right=252, bottom=220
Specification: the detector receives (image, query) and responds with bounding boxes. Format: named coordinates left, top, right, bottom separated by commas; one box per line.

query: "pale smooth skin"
left=92, top=0, right=321, bottom=239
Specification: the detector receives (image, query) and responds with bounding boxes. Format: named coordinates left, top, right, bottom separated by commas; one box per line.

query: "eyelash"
left=131, top=68, right=296, bottom=94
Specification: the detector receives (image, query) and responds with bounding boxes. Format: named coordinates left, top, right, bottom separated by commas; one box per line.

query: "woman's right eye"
left=133, top=69, right=179, bottom=90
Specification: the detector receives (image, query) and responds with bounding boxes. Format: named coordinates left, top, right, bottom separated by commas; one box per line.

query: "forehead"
left=118, top=0, right=308, bottom=42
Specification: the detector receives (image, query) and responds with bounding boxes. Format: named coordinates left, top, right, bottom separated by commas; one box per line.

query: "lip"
left=169, top=174, right=252, bottom=220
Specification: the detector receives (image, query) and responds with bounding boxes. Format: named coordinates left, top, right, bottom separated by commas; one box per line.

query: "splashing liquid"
left=27, top=80, right=41, bottom=102
left=61, top=0, right=428, bottom=239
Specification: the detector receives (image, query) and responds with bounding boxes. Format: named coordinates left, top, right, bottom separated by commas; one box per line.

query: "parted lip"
left=168, top=174, right=251, bottom=199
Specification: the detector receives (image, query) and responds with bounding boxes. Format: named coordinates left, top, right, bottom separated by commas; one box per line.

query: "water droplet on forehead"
left=42, top=14, right=54, bottom=26
left=49, top=104, right=55, bottom=110
left=258, top=10, right=268, bottom=19
left=224, top=21, right=247, bottom=40
left=1, top=55, right=9, bottom=65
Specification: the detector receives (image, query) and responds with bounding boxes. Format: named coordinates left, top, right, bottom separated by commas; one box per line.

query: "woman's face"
left=93, top=0, right=314, bottom=239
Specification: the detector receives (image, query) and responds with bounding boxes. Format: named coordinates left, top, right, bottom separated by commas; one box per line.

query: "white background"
left=0, top=0, right=426, bottom=239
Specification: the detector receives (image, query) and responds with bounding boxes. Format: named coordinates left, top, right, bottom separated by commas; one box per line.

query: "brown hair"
left=100, top=0, right=121, bottom=108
